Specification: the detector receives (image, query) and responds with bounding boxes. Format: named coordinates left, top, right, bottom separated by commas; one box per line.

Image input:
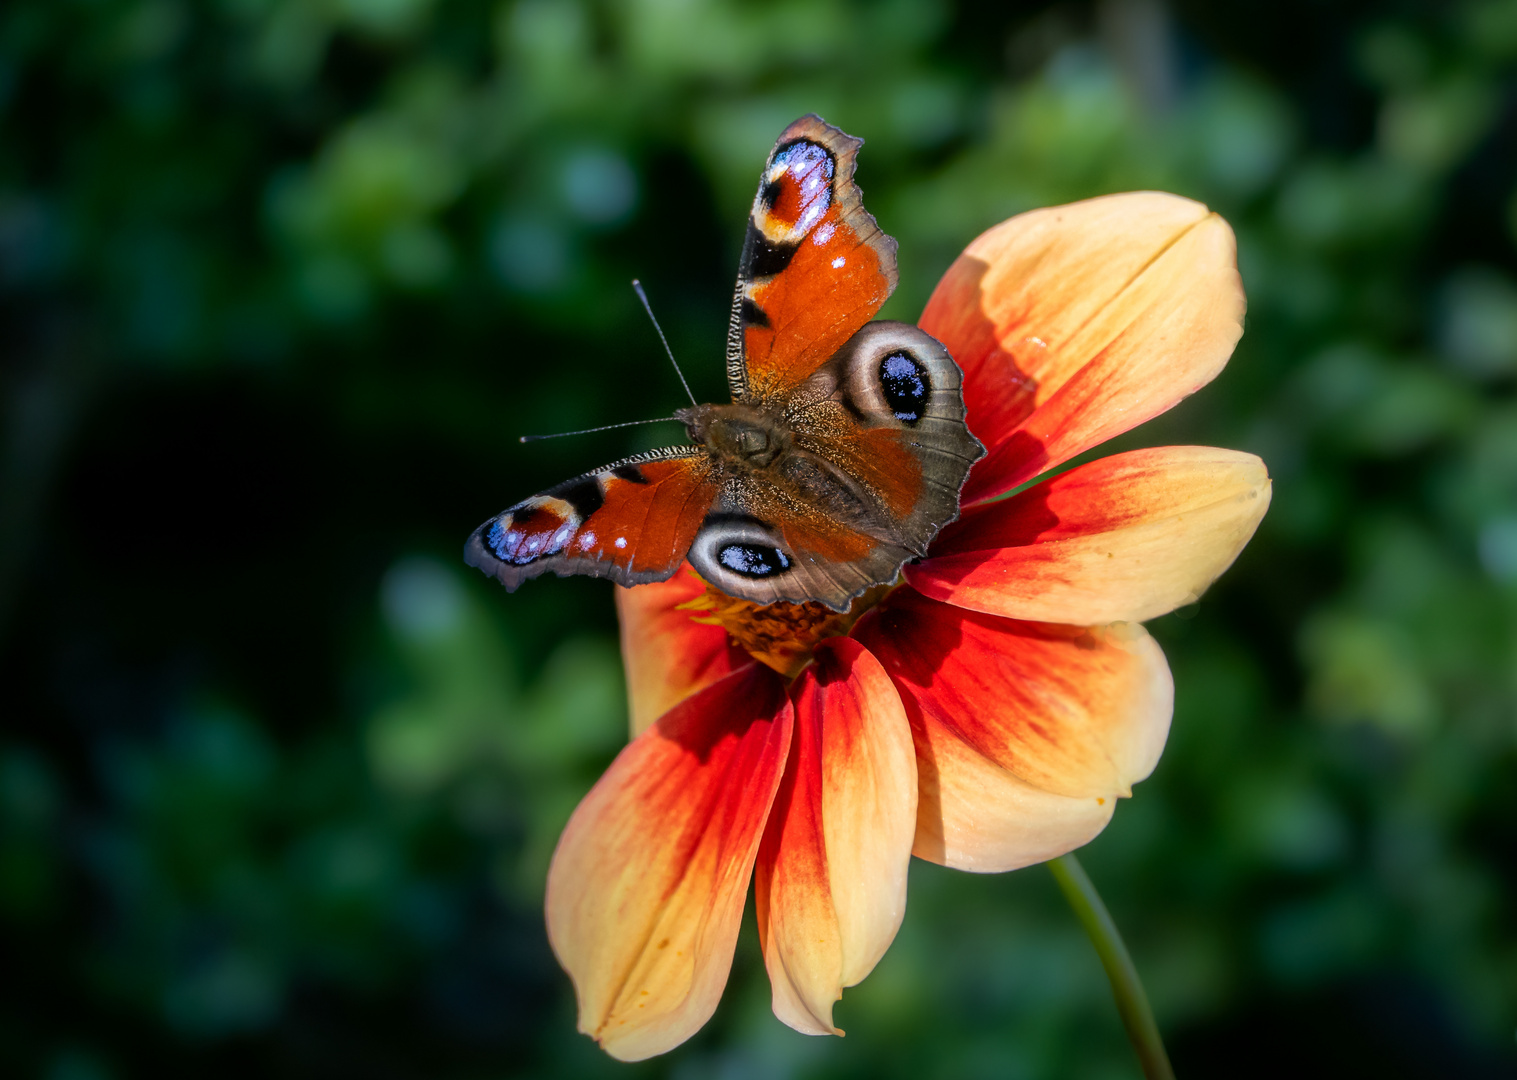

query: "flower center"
left=677, top=575, right=891, bottom=678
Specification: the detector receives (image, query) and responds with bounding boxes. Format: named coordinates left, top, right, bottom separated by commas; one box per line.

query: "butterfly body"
left=467, top=116, right=985, bottom=611
left=683, top=404, right=789, bottom=470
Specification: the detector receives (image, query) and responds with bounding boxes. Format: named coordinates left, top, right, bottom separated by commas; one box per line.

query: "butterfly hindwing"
left=787, top=320, right=985, bottom=553
left=466, top=448, right=718, bottom=590
left=726, top=114, right=899, bottom=402
left=689, top=322, right=984, bottom=610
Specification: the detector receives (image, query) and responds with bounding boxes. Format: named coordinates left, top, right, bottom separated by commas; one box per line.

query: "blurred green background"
left=3, top=0, right=1517, bottom=1076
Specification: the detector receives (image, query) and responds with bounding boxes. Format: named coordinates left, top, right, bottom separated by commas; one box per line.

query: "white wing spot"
left=831, top=256, right=846, bottom=268
left=813, top=222, right=835, bottom=246
left=579, top=531, right=597, bottom=551
left=615, top=537, right=627, bottom=549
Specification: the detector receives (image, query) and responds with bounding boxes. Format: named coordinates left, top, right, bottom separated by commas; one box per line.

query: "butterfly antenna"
left=518, top=417, right=682, bottom=443
left=632, top=279, right=699, bottom=408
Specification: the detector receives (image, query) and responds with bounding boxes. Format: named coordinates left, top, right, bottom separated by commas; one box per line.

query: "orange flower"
left=547, top=193, right=1270, bottom=1060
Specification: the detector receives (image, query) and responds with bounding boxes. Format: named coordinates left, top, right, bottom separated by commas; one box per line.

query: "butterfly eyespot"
left=879, top=351, right=930, bottom=423
left=718, top=543, right=791, bottom=578
left=689, top=516, right=797, bottom=594
left=752, top=140, right=835, bottom=247
left=482, top=496, right=582, bottom=565
left=832, top=322, right=955, bottom=432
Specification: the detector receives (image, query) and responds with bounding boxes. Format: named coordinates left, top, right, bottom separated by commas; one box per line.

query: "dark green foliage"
left=3, top=1, right=1517, bottom=1077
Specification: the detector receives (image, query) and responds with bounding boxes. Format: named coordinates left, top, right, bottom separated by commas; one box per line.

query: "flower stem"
left=1048, top=853, right=1175, bottom=1080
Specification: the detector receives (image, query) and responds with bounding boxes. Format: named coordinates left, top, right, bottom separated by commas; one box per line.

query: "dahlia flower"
left=546, top=192, right=1269, bottom=1060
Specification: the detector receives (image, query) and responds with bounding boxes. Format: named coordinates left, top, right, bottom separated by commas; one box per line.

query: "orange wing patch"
left=778, top=511, right=878, bottom=566
left=793, top=423, right=924, bottom=523
left=726, top=115, right=898, bottom=403
left=465, top=450, right=718, bottom=590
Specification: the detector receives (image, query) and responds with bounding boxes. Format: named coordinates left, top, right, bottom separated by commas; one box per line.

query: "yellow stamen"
left=677, top=574, right=891, bottom=679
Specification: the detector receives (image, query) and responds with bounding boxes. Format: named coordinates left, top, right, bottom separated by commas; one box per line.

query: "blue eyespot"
left=880, top=351, right=929, bottom=423
left=718, top=543, right=791, bottom=578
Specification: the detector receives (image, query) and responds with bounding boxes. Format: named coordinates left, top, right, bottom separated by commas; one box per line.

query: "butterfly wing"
left=726, top=114, right=898, bottom=402
left=466, top=448, right=718, bottom=590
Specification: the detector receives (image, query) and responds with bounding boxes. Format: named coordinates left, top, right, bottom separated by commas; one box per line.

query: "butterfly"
left=466, top=115, right=985, bottom=612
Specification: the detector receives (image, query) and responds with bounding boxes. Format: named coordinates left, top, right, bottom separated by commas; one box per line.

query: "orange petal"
left=616, top=565, right=747, bottom=736
left=853, top=589, right=1171, bottom=871
left=909, top=720, right=1118, bottom=873
left=919, top=193, right=1245, bottom=504
left=754, top=638, right=916, bottom=1036
left=545, top=663, right=792, bottom=1061
left=908, top=447, right=1271, bottom=624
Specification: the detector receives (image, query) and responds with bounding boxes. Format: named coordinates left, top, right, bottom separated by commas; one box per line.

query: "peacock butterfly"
left=465, top=115, right=985, bottom=612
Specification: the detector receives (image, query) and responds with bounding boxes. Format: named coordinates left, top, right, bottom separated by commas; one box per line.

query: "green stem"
left=1048, top=853, right=1175, bottom=1080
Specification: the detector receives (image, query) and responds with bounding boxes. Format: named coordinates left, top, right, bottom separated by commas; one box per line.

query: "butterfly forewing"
left=726, top=115, right=900, bottom=403
left=466, top=448, right=716, bottom=590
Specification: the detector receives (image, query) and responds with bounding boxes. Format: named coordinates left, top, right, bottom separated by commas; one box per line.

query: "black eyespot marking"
left=760, top=177, right=784, bottom=212
left=549, top=476, right=605, bottom=519
left=879, top=351, right=930, bottom=424
left=506, top=505, right=544, bottom=528
left=740, top=298, right=770, bottom=328
left=610, top=464, right=649, bottom=484
left=743, top=221, right=798, bottom=278
left=718, top=543, right=791, bottom=578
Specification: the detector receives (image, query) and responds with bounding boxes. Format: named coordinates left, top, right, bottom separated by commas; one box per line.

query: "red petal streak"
left=853, top=589, right=1172, bottom=871
left=754, top=639, right=916, bottom=1036
left=908, top=447, right=1272, bottom=624
left=617, top=566, right=747, bottom=736
left=546, top=664, right=792, bottom=1061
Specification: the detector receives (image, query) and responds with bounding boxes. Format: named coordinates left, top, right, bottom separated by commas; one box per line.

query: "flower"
left=546, top=192, right=1270, bottom=1060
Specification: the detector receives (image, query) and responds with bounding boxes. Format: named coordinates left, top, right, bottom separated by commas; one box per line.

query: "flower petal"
left=545, top=663, right=792, bottom=1061
left=616, top=566, right=747, bottom=736
left=754, top=638, right=916, bottom=1036
left=919, top=193, right=1244, bottom=503
left=910, top=722, right=1117, bottom=873
left=853, top=589, right=1172, bottom=871
left=908, top=446, right=1271, bottom=624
